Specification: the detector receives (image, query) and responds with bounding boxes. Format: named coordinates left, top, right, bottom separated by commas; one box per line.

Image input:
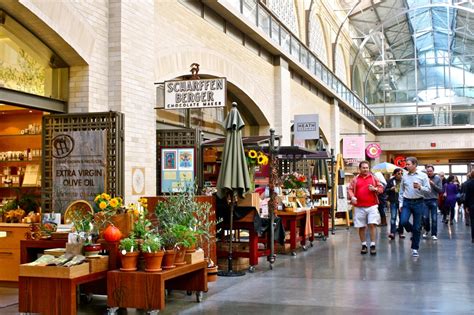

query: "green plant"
left=161, top=228, right=178, bottom=250
left=132, top=209, right=152, bottom=239
left=141, top=233, right=163, bottom=253
left=172, top=224, right=197, bottom=249
left=18, top=195, right=40, bottom=213
left=119, top=236, right=138, bottom=253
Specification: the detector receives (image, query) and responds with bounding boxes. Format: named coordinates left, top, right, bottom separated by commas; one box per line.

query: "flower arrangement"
left=247, top=149, right=269, bottom=167
left=282, top=172, right=307, bottom=189
left=92, top=192, right=124, bottom=232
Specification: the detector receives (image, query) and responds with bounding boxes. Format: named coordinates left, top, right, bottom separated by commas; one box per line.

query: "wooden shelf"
left=0, top=134, right=41, bottom=137
left=0, top=159, right=41, bottom=164
left=0, top=186, right=41, bottom=189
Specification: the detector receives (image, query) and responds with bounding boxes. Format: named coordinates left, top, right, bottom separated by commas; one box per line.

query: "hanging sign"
left=52, top=130, right=107, bottom=212
left=394, top=155, right=406, bottom=168
left=164, top=78, right=226, bottom=109
left=342, top=136, right=365, bottom=159
left=365, top=143, right=382, bottom=159
left=294, top=114, right=319, bottom=140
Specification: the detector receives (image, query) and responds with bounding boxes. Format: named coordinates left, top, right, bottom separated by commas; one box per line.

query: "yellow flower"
left=94, top=195, right=100, bottom=202
left=109, top=198, right=119, bottom=208
left=257, top=154, right=268, bottom=165
left=248, top=150, right=257, bottom=158
left=101, top=193, right=107, bottom=199
left=99, top=201, right=107, bottom=210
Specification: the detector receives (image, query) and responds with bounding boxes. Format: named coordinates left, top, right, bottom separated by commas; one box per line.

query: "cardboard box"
left=19, top=262, right=90, bottom=279
left=86, top=256, right=109, bottom=273
left=237, top=192, right=260, bottom=209
left=185, top=250, right=204, bottom=264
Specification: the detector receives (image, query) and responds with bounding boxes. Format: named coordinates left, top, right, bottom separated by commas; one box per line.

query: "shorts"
left=353, top=205, right=380, bottom=228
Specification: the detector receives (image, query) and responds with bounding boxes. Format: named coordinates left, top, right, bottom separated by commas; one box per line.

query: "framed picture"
left=162, top=149, right=177, bottom=170
left=178, top=148, right=194, bottom=170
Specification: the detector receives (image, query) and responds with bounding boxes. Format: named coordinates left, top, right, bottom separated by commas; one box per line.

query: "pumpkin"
left=103, top=225, right=122, bottom=242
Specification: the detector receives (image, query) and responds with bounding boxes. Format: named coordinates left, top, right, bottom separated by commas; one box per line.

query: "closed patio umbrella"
left=217, top=102, right=251, bottom=277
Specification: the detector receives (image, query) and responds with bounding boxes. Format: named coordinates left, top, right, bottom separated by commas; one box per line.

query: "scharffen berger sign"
left=52, top=130, right=107, bottom=212
left=164, top=78, right=226, bottom=109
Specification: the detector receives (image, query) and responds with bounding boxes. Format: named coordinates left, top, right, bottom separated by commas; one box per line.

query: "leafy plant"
left=172, top=224, right=197, bottom=249
left=131, top=208, right=153, bottom=239
left=119, top=236, right=138, bottom=253
left=161, top=228, right=178, bottom=250
left=141, top=233, right=163, bottom=253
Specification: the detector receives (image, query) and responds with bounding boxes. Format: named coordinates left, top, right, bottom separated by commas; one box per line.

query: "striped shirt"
left=399, top=170, right=430, bottom=207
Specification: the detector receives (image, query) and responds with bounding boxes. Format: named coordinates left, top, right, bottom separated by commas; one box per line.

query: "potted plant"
left=171, top=224, right=196, bottom=266
left=160, top=228, right=178, bottom=269
left=141, top=233, right=164, bottom=272
left=119, top=236, right=139, bottom=271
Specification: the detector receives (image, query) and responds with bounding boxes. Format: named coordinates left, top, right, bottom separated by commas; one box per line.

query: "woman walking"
left=444, top=175, right=460, bottom=225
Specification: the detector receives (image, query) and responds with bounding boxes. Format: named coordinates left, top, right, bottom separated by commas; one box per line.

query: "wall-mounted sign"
left=294, top=114, right=319, bottom=140
left=161, top=147, right=195, bottom=192
left=164, top=78, right=226, bottom=109
left=365, top=143, right=382, bottom=159
left=394, top=155, right=406, bottom=168
left=132, top=167, right=145, bottom=195
left=342, top=136, right=365, bottom=159
left=52, top=130, right=107, bottom=212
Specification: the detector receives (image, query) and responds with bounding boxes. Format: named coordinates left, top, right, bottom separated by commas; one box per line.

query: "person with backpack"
left=386, top=168, right=405, bottom=240
left=348, top=161, right=384, bottom=255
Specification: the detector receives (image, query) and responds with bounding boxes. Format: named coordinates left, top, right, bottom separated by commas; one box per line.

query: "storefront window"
left=0, top=12, right=68, bottom=99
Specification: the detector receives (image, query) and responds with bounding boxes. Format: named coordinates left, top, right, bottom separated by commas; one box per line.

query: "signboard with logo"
left=342, top=136, right=365, bottom=159
left=164, top=78, right=226, bottom=109
left=52, top=130, right=107, bottom=212
left=294, top=114, right=319, bottom=140
left=365, top=143, right=382, bottom=159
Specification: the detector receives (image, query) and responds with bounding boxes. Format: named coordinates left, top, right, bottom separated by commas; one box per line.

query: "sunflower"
left=248, top=150, right=257, bottom=158
left=99, top=201, right=108, bottom=210
left=109, top=198, right=119, bottom=208
left=257, top=154, right=268, bottom=165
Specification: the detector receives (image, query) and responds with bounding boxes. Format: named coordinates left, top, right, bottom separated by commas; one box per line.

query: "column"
left=330, top=99, right=341, bottom=155
left=274, top=57, right=292, bottom=146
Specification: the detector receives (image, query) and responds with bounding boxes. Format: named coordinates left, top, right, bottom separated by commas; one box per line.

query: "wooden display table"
left=277, top=206, right=329, bottom=256
left=107, top=261, right=207, bottom=314
left=20, top=239, right=68, bottom=264
left=19, top=270, right=107, bottom=315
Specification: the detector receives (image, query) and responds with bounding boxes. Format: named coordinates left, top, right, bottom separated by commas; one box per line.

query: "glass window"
left=267, top=0, right=299, bottom=37
left=257, top=5, right=271, bottom=36
left=308, top=14, right=328, bottom=65
left=242, top=0, right=257, bottom=24
left=300, top=47, right=308, bottom=66
left=280, top=28, right=290, bottom=53
left=271, top=18, right=280, bottom=44
left=451, top=165, right=468, bottom=174
left=290, top=36, right=300, bottom=60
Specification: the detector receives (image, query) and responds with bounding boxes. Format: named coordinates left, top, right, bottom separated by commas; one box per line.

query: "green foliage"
left=132, top=209, right=153, bottom=239
left=119, top=236, right=138, bottom=253
left=141, top=233, right=163, bottom=253
left=171, top=224, right=197, bottom=248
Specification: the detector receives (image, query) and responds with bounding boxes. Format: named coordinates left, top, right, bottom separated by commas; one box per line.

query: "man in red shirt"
left=348, top=161, right=384, bottom=255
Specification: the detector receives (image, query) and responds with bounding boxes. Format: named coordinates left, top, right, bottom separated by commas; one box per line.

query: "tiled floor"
left=2, top=214, right=474, bottom=314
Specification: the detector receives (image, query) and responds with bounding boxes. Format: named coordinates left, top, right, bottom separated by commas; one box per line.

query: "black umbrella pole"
left=218, top=192, right=245, bottom=277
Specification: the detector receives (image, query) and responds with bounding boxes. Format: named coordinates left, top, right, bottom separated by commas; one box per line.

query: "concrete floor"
left=2, top=214, right=474, bottom=314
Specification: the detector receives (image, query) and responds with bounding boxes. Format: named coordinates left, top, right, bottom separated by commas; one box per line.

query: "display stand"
left=107, top=261, right=207, bottom=314
left=333, top=154, right=351, bottom=228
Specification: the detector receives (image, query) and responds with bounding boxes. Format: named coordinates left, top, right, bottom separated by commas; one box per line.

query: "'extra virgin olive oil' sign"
left=52, top=130, right=106, bottom=212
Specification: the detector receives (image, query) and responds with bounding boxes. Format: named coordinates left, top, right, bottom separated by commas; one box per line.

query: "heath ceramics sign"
left=294, top=114, right=319, bottom=140
left=164, top=78, right=226, bottom=109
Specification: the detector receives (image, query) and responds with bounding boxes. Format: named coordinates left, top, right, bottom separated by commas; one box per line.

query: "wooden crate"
left=86, top=256, right=109, bottom=273
left=44, top=248, right=66, bottom=257
left=185, top=251, right=204, bottom=264
left=19, top=262, right=90, bottom=279
left=237, top=192, right=260, bottom=209
left=217, top=241, right=249, bottom=252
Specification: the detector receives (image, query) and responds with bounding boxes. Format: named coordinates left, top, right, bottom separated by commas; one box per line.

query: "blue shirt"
left=399, top=170, right=430, bottom=207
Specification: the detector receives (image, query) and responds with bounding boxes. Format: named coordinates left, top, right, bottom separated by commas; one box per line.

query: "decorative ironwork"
left=42, top=111, right=124, bottom=212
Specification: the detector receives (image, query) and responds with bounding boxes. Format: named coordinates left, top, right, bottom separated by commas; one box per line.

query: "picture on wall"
left=162, top=149, right=177, bottom=170
left=178, top=148, right=194, bottom=170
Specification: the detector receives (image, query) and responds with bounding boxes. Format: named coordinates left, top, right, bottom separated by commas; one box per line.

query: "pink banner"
left=342, top=136, right=365, bottom=159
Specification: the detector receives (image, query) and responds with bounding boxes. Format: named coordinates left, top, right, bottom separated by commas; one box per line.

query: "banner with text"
left=164, top=78, right=226, bottom=109
left=294, top=114, right=319, bottom=141
left=342, top=135, right=365, bottom=159
left=52, top=130, right=107, bottom=212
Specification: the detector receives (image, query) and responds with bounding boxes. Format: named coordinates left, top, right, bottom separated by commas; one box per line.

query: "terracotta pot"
left=162, top=249, right=177, bottom=270
left=143, top=251, right=165, bottom=272
left=120, top=251, right=139, bottom=271
left=185, top=244, right=196, bottom=253
left=207, top=265, right=218, bottom=282
left=174, top=246, right=187, bottom=266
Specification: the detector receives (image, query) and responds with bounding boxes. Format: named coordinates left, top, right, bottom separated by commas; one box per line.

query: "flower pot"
left=162, top=249, right=177, bottom=270
left=185, top=244, right=196, bottom=253
left=143, top=251, right=165, bottom=272
left=83, top=243, right=102, bottom=256
left=207, top=265, right=218, bottom=282
left=174, top=246, right=187, bottom=266
left=120, top=251, right=139, bottom=271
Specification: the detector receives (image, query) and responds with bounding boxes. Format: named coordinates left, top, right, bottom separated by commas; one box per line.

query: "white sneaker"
left=422, top=233, right=428, bottom=239
left=412, top=249, right=419, bottom=257
left=432, top=235, right=438, bottom=240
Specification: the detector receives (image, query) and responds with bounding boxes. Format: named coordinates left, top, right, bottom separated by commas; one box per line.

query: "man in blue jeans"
left=422, top=165, right=443, bottom=240
left=399, top=157, right=430, bottom=257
